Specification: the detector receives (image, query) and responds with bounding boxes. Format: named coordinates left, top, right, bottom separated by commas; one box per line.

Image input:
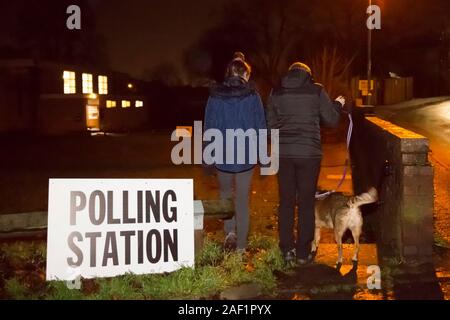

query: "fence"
left=351, top=77, right=414, bottom=106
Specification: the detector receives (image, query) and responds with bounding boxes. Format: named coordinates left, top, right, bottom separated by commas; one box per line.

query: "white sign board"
left=46, top=179, right=194, bottom=281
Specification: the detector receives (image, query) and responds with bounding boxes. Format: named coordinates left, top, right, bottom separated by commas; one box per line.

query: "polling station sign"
left=46, top=179, right=194, bottom=281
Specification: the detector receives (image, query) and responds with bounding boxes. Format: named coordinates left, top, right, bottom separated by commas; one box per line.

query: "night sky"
left=93, top=0, right=226, bottom=79
left=1, top=0, right=449, bottom=96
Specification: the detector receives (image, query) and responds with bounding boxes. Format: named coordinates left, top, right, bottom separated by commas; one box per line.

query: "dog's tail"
left=348, top=187, right=378, bottom=208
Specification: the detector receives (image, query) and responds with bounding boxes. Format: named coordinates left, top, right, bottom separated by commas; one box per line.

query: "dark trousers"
left=278, top=157, right=321, bottom=259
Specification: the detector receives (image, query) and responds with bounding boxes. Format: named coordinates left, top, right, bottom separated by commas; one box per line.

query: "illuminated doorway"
left=86, top=105, right=100, bottom=131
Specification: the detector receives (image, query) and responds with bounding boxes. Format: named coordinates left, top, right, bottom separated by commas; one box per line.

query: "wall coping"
left=366, top=116, right=424, bottom=139
left=365, top=116, right=429, bottom=153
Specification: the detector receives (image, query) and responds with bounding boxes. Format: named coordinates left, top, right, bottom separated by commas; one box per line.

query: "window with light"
left=63, top=71, right=76, bottom=94
left=106, top=100, right=116, bottom=108
left=135, top=100, right=143, bottom=108
left=122, top=100, right=131, bottom=108
left=82, top=73, right=93, bottom=94
left=98, top=75, right=108, bottom=95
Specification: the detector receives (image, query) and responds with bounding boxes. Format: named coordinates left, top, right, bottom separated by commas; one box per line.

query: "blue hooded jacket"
left=204, top=76, right=267, bottom=173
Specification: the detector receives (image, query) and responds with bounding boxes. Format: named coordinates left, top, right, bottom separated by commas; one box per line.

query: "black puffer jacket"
left=266, top=69, right=341, bottom=158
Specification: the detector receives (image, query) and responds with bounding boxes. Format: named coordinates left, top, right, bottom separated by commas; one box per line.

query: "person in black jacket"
left=266, top=62, right=345, bottom=265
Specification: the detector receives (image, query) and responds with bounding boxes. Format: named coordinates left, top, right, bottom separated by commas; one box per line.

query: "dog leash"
left=315, top=111, right=353, bottom=200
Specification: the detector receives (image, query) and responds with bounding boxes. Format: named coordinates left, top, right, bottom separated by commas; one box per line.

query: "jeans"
left=217, top=168, right=254, bottom=249
left=278, top=158, right=321, bottom=259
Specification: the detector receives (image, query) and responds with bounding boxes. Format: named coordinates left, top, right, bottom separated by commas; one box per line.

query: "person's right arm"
left=319, top=89, right=344, bottom=127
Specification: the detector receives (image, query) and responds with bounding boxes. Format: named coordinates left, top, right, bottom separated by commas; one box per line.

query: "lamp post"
left=367, top=0, right=373, bottom=105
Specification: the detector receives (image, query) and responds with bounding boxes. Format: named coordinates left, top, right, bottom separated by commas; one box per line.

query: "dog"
left=312, top=188, right=378, bottom=265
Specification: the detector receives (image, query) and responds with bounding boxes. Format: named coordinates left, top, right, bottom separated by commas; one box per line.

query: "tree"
left=184, top=0, right=309, bottom=92
left=308, top=46, right=356, bottom=99
left=143, top=62, right=183, bottom=87
left=182, top=48, right=213, bottom=86
left=185, top=0, right=450, bottom=97
left=184, top=0, right=365, bottom=98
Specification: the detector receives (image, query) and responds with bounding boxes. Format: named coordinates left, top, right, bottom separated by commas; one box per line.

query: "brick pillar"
left=362, top=117, right=435, bottom=265
left=400, top=140, right=434, bottom=263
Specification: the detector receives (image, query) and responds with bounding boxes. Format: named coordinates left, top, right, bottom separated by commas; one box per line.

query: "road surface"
left=376, top=98, right=450, bottom=166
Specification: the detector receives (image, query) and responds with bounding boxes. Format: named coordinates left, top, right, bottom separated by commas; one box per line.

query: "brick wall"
left=350, top=107, right=434, bottom=264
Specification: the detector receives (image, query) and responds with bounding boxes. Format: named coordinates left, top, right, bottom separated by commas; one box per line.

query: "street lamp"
left=367, top=0, right=373, bottom=105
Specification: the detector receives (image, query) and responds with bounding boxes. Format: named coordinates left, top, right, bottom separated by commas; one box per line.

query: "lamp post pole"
left=367, top=0, right=373, bottom=105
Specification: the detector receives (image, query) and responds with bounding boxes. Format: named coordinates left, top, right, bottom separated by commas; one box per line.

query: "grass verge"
left=0, top=234, right=285, bottom=300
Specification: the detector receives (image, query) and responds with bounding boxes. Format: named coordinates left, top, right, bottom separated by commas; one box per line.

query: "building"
left=0, top=59, right=148, bottom=134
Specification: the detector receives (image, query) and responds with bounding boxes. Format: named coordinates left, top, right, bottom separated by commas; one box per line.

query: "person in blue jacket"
left=204, top=57, right=266, bottom=251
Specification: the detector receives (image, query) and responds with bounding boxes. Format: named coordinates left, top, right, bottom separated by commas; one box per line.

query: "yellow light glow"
left=87, top=105, right=99, bottom=120
left=63, top=71, right=76, bottom=94
left=82, top=73, right=94, bottom=94
left=128, top=83, right=133, bottom=89
left=176, top=126, right=192, bottom=138
left=106, top=100, right=117, bottom=108
left=122, top=100, right=131, bottom=108
left=135, top=100, right=143, bottom=108
left=98, top=75, right=108, bottom=95
left=441, top=102, right=450, bottom=121
left=88, top=93, right=98, bottom=99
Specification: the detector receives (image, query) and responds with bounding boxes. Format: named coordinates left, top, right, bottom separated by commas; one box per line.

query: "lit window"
left=135, top=100, right=143, bottom=108
left=106, top=100, right=116, bottom=108
left=122, top=100, right=131, bottom=108
left=82, top=73, right=93, bottom=94
left=63, top=71, right=76, bottom=94
left=98, top=75, right=108, bottom=95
